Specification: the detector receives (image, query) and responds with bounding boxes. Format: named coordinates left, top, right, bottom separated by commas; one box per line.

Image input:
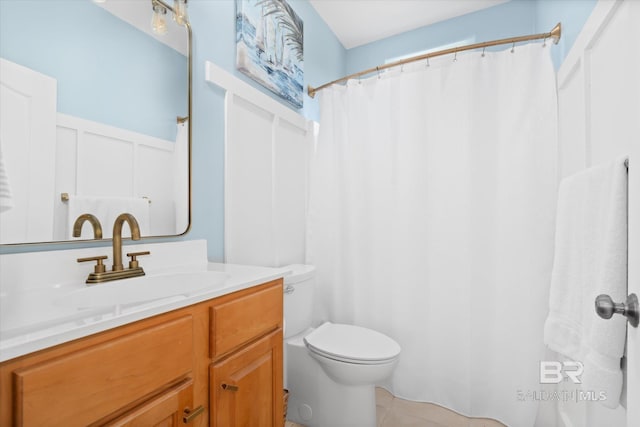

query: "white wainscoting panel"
left=205, top=61, right=313, bottom=267
left=0, top=58, right=57, bottom=244
left=54, top=114, right=176, bottom=240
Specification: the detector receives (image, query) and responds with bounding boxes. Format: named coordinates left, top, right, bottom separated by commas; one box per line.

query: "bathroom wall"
left=346, top=0, right=597, bottom=74
left=346, top=0, right=535, bottom=75
left=185, top=0, right=346, bottom=261
left=534, top=0, right=598, bottom=68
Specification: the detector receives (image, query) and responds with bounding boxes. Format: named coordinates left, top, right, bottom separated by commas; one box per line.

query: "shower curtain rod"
left=307, top=23, right=562, bottom=98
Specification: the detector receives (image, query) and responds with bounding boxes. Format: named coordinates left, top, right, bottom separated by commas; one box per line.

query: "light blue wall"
left=0, top=0, right=187, bottom=141
left=346, top=0, right=597, bottom=75
left=534, top=0, right=597, bottom=68
left=346, top=0, right=536, bottom=75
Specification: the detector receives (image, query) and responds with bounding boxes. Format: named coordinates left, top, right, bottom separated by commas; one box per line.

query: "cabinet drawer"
left=14, top=315, right=193, bottom=427
left=211, top=283, right=282, bottom=358
left=107, top=378, right=195, bottom=427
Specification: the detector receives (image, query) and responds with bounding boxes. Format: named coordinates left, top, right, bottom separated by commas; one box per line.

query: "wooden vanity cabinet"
left=0, top=279, right=284, bottom=427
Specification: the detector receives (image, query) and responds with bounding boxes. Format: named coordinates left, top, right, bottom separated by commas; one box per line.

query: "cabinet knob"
left=221, top=383, right=239, bottom=392
left=182, top=405, right=204, bottom=424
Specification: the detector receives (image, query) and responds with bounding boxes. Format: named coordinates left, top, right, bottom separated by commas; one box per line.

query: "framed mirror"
left=0, top=0, right=191, bottom=245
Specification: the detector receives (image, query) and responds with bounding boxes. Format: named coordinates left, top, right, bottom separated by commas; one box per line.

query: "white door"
left=0, top=58, right=57, bottom=244
left=557, top=1, right=639, bottom=426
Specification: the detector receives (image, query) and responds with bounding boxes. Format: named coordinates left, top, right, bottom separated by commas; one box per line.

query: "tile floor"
left=285, top=387, right=506, bottom=427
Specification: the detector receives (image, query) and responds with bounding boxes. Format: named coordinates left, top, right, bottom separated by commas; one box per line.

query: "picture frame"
left=235, top=0, right=304, bottom=108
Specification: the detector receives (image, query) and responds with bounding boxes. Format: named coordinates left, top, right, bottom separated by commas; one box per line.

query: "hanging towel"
left=0, top=141, right=14, bottom=213
left=66, top=195, right=151, bottom=239
left=173, top=120, right=189, bottom=234
left=544, top=157, right=628, bottom=408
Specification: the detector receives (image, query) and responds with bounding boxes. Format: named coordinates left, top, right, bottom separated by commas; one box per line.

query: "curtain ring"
left=400, top=63, right=404, bottom=73
left=542, top=37, right=547, bottom=48
left=481, top=47, right=486, bottom=58
left=376, top=66, right=381, bottom=79
left=511, top=42, right=515, bottom=53
left=426, top=57, right=430, bottom=68
left=453, top=50, right=458, bottom=62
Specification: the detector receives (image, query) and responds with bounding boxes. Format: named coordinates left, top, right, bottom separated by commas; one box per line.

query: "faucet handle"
left=126, top=251, right=150, bottom=269
left=77, top=255, right=108, bottom=273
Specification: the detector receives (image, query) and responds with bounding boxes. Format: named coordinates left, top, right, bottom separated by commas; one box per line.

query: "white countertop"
left=0, top=240, right=289, bottom=362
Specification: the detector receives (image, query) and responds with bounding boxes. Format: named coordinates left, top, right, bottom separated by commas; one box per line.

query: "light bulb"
left=173, top=0, right=188, bottom=26
left=151, top=3, right=168, bottom=35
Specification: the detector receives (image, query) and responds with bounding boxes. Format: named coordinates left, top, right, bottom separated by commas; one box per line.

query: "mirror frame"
left=1, top=0, right=192, bottom=247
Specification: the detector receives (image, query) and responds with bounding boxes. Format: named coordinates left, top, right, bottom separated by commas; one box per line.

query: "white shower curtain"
left=307, top=44, right=558, bottom=426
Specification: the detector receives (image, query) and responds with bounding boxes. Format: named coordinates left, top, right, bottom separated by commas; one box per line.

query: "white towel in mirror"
left=66, top=195, right=150, bottom=239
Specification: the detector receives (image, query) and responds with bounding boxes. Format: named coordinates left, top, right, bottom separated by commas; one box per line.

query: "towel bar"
left=60, top=193, right=151, bottom=204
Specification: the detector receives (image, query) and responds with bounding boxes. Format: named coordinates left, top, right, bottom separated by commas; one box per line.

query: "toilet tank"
left=283, top=264, right=316, bottom=339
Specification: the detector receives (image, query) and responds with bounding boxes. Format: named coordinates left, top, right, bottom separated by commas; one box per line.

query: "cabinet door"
left=107, top=378, right=203, bottom=427
left=210, top=330, right=283, bottom=427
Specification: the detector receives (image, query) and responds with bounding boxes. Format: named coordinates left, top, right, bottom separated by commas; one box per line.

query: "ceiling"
left=309, top=0, right=510, bottom=49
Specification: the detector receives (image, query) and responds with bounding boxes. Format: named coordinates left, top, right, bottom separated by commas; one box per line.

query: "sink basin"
left=54, top=270, right=229, bottom=309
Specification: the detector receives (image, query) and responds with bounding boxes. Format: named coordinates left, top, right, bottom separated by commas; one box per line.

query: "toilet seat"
left=304, top=322, right=401, bottom=365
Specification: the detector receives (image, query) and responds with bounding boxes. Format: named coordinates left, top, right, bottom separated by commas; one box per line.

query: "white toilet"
left=283, top=264, right=401, bottom=427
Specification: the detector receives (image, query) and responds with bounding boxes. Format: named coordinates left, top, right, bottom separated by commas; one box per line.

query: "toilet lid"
left=304, top=322, right=401, bottom=364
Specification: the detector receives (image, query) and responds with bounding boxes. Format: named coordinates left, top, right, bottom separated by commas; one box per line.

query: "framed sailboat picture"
left=235, top=0, right=304, bottom=108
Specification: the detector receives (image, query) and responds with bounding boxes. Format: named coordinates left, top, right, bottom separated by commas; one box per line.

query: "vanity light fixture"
left=151, top=0, right=188, bottom=35
left=173, top=0, right=188, bottom=26
left=151, top=1, right=168, bottom=35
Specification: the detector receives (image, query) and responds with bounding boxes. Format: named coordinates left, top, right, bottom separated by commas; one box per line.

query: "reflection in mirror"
left=0, top=0, right=190, bottom=245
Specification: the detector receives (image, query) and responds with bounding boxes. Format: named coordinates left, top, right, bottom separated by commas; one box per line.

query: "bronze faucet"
left=72, top=214, right=103, bottom=239
left=77, top=213, right=149, bottom=284
left=112, top=213, right=141, bottom=271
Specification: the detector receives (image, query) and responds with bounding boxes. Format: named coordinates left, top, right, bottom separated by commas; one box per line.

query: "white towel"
left=174, top=121, right=189, bottom=234
left=543, top=157, right=628, bottom=408
left=66, top=195, right=150, bottom=239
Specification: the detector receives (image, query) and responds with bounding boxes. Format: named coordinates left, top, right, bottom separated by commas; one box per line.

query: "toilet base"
left=285, top=333, right=377, bottom=427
